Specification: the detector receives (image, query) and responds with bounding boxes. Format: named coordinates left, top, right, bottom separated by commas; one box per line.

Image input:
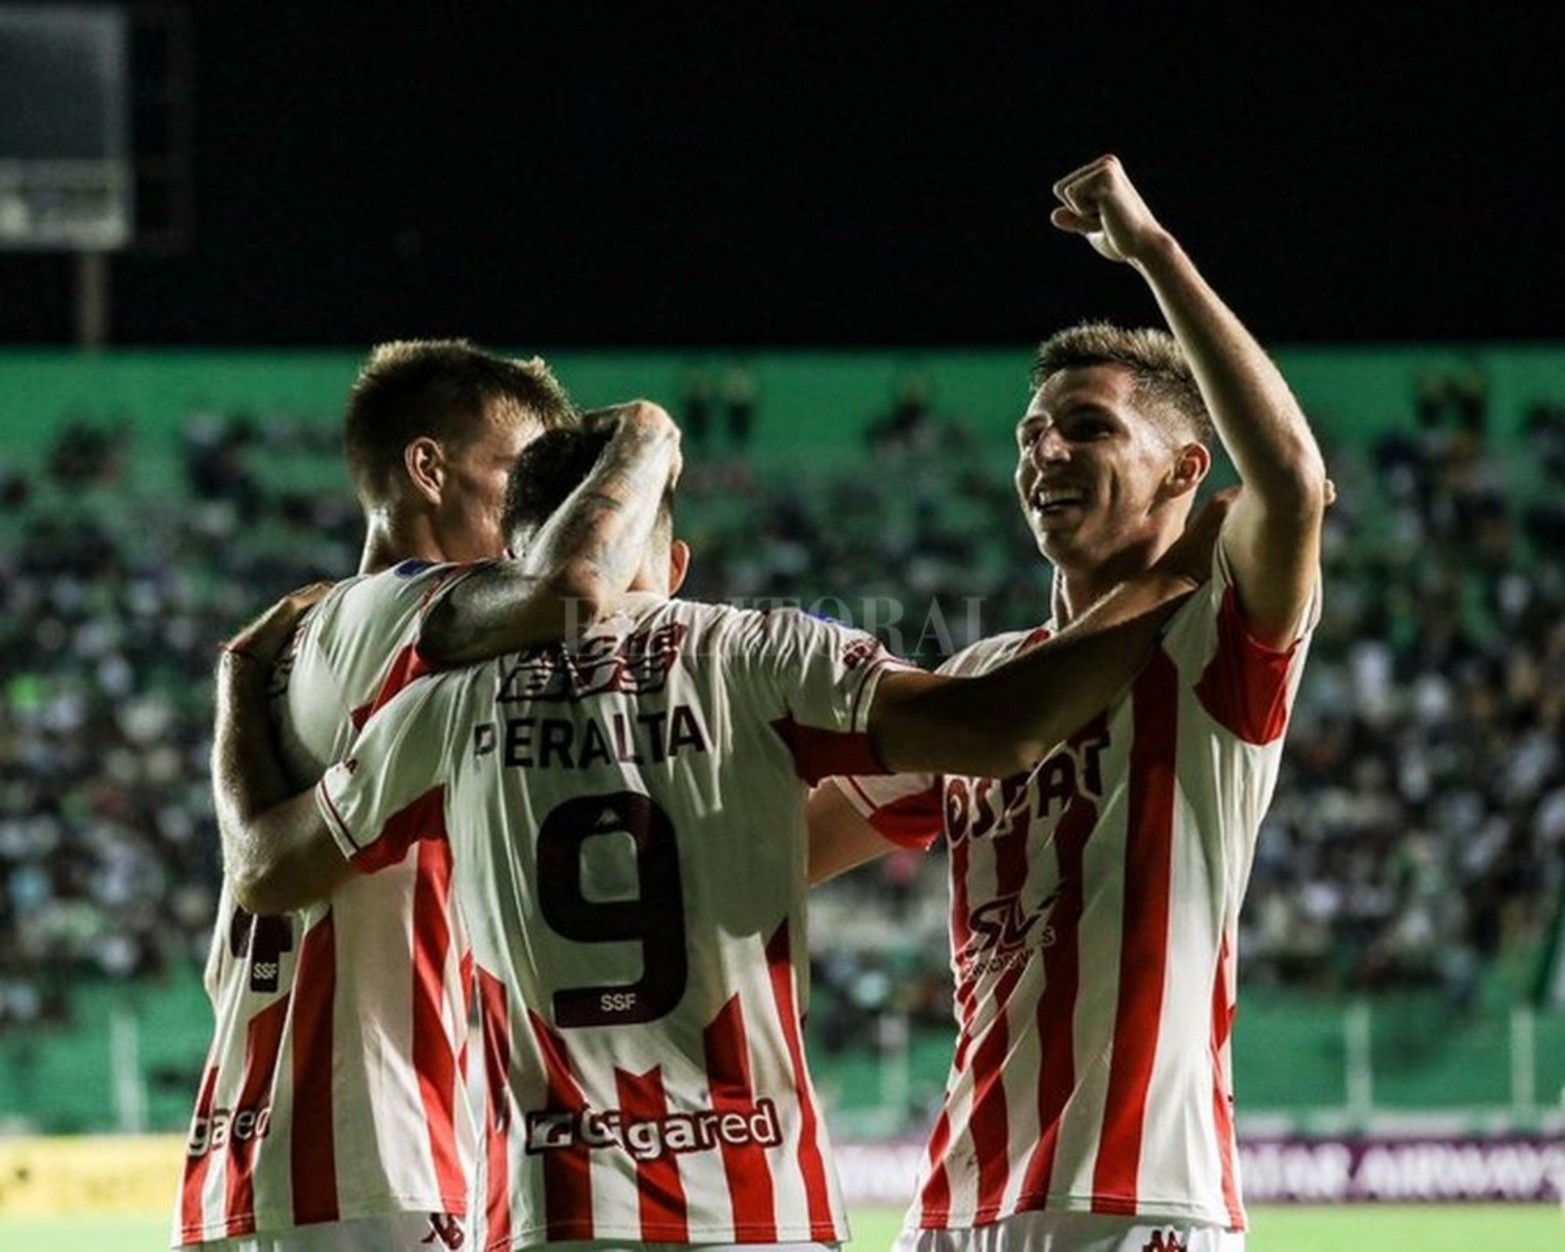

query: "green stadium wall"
left=2, top=968, right=1563, bottom=1137
left=3, top=345, right=1564, bottom=475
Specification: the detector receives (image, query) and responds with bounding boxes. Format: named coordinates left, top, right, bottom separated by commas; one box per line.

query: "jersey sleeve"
left=817, top=633, right=1013, bottom=851
left=829, top=773, right=945, bottom=850
left=322, top=560, right=476, bottom=669
left=1177, top=542, right=1322, bottom=747
left=279, top=560, right=476, bottom=772
left=314, top=670, right=460, bottom=872
left=403, top=557, right=499, bottom=666
left=730, top=608, right=915, bottom=786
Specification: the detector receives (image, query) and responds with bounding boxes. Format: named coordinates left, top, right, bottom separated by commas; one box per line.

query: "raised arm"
left=1051, top=154, right=1328, bottom=646
left=417, top=400, right=681, bottom=665
left=212, top=584, right=353, bottom=913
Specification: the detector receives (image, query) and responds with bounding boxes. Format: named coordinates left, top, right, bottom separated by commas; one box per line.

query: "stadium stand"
left=1, top=348, right=1562, bottom=1137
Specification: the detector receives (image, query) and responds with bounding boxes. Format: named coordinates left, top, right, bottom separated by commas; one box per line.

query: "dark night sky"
left=2, top=2, right=1561, bottom=348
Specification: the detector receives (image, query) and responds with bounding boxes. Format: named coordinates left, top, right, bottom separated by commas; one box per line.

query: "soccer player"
left=213, top=419, right=1226, bottom=1250
left=176, top=339, right=682, bottom=1252
left=809, top=155, right=1329, bottom=1252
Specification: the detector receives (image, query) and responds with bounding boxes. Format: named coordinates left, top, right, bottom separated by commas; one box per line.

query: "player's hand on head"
left=1050, top=153, right=1168, bottom=264
left=579, top=403, right=628, bottom=436
left=583, top=399, right=684, bottom=484
left=1156, top=488, right=1238, bottom=585
left=621, top=398, right=684, bottom=480
left=223, top=580, right=331, bottom=667
left=582, top=399, right=679, bottom=439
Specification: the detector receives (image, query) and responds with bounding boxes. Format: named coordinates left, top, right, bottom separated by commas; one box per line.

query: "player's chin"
left=1033, top=518, right=1093, bottom=564
left=1033, top=527, right=1073, bottom=563
left=1028, top=504, right=1087, bottom=541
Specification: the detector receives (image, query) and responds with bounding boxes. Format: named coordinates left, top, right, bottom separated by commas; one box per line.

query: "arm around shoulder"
left=417, top=401, right=681, bottom=666
left=211, top=584, right=354, bottom=914
left=226, top=787, right=352, bottom=915
left=868, top=570, right=1194, bottom=778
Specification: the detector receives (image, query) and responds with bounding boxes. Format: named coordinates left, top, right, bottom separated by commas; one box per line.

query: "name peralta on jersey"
left=176, top=560, right=475, bottom=1246
left=838, top=551, right=1318, bottom=1234
left=316, top=594, right=904, bottom=1248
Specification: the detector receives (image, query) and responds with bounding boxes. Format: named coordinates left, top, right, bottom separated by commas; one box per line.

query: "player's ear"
left=404, top=437, right=445, bottom=504
left=667, top=539, right=691, bottom=594
left=1163, top=441, right=1210, bottom=501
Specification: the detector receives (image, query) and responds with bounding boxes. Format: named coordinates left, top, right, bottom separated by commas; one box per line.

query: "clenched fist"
left=1050, top=154, right=1170, bottom=265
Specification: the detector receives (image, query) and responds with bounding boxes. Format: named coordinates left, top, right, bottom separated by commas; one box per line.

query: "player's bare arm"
left=227, top=792, right=341, bottom=916
left=806, top=782, right=903, bottom=885
left=230, top=670, right=459, bottom=915
left=811, top=577, right=1190, bottom=879
left=217, top=691, right=362, bottom=911
left=417, top=400, right=682, bottom=664
left=809, top=492, right=1231, bottom=883
left=212, top=583, right=354, bottom=914
left=869, top=552, right=1208, bottom=779
left=1053, top=153, right=1328, bottom=646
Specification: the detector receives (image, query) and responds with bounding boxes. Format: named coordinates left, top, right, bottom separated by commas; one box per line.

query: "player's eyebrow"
left=1017, top=401, right=1118, bottom=436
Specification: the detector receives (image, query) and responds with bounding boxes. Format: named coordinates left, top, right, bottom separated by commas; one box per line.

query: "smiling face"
left=1014, top=363, right=1199, bottom=573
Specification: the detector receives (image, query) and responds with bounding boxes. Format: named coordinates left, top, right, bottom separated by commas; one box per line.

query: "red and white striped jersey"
left=176, top=559, right=477, bottom=1246
left=837, top=550, right=1318, bottom=1234
left=316, top=593, right=906, bottom=1248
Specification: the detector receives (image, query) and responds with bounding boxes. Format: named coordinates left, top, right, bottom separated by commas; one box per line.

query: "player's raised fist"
left=1049, top=154, right=1168, bottom=265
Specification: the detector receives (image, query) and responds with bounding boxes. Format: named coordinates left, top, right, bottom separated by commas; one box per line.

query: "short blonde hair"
left=1032, top=321, right=1213, bottom=444
left=343, top=339, right=575, bottom=505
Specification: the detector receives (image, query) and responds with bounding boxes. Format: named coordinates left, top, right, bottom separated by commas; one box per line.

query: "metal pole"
left=1511, top=1004, right=1537, bottom=1120
left=878, top=1009, right=911, bottom=1128
left=109, top=1006, right=147, bottom=1133
left=1344, top=998, right=1373, bottom=1124
left=74, top=249, right=109, bottom=349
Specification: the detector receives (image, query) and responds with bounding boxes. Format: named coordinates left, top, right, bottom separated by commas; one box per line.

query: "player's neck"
left=627, top=569, right=670, bottom=598
left=358, top=510, right=445, bottom=575
left=1049, top=537, right=1169, bottom=627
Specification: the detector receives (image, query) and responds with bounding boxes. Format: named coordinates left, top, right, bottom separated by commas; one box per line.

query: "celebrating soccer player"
left=176, top=341, right=680, bottom=1252
left=811, top=154, right=1328, bottom=1252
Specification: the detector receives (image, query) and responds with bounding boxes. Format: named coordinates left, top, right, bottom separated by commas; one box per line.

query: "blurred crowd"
left=0, top=411, right=356, bottom=1026
left=1, top=371, right=1561, bottom=1038
left=1249, top=376, right=1565, bottom=1011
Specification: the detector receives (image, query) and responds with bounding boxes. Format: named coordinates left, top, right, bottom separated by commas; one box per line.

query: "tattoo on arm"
left=418, top=409, right=679, bottom=663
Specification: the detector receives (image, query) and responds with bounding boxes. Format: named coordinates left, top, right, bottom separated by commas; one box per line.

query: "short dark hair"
left=343, top=339, right=574, bottom=506
left=504, top=427, right=674, bottom=550
left=1031, top=321, right=1214, bottom=444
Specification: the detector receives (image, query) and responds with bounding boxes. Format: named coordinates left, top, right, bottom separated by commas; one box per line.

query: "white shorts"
left=190, top=1211, right=469, bottom=1252
left=895, top=1212, right=1244, bottom=1252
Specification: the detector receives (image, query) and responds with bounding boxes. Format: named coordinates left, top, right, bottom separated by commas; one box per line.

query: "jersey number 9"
left=536, top=791, right=688, bottom=1028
